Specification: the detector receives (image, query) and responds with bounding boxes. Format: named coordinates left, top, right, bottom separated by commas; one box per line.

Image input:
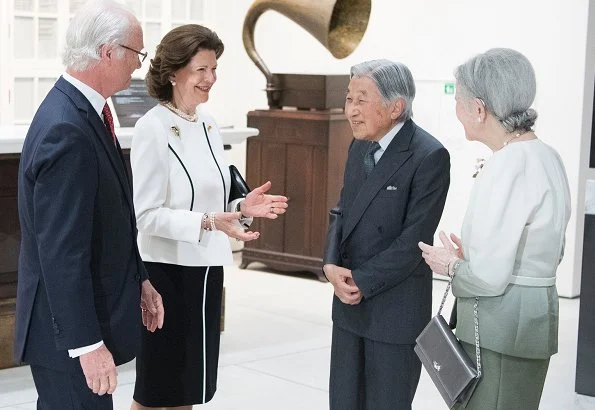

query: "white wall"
left=0, top=1, right=11, bottom=125
left=202, top=0, right=592, bottom=297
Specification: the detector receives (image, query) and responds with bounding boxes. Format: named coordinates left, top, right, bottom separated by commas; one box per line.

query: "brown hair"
left=146, top=24, right=224, bottom=102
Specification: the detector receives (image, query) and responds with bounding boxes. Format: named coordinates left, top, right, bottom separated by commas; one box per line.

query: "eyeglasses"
left=118, top=44, right=148, bottom=63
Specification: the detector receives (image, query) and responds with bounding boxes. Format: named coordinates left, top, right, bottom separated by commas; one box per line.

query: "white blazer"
left=131, top=104, right=235, bottom=266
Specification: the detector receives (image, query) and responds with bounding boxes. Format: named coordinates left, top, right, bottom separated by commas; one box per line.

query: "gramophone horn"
left=242, top=0, right=371, bottom=107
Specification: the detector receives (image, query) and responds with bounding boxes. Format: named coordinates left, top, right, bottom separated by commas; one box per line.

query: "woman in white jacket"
left=130, top=24, right=287, bottom=409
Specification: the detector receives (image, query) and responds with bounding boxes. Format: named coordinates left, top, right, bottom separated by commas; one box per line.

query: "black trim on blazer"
left=202, top=122, right=226, bottom=210
left=168, top=143, right=194, bottom=211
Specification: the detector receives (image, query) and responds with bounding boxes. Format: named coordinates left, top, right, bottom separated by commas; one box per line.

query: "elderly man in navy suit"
left=15, top=1, right=164, bottom=408
left=323, top=59, right=450, bottom=410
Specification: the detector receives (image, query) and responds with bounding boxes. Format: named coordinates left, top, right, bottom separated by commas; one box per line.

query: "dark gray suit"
left=324, top=119, right=450, bottom=409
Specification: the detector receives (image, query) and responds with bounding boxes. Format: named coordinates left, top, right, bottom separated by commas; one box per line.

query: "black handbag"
left=414, top=277, right=481, bottom=408
left=229, top=165, right=250, bottom=201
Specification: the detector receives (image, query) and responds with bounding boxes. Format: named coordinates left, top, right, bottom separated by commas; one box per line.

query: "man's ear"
left=390, top=99, right=405, bottom=120
left=100, top=43, right=112, bottom=61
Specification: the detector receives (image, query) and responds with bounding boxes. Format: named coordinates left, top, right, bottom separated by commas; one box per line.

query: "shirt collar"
left=377, top=121, right=405, bottom=152
left=62, top=72, right=106, bottom=118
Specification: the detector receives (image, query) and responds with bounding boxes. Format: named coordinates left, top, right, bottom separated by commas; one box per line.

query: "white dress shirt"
left=373, top=121, right=404, bottom=164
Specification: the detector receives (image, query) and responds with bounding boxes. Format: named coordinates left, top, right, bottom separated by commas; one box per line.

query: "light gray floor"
left=1, top=253, right=594, bottom=409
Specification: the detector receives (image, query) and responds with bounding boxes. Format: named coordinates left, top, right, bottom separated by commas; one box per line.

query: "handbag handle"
left=437, top=272, right=482, bottom=378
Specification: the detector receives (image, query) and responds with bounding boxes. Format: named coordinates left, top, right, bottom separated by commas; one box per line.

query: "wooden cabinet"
left=241, top=109, right=352, bottom=281
left=0, top=154, right=19, bottom=369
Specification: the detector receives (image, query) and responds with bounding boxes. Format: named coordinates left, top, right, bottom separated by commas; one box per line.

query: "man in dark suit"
left=15, top=1, right=164, bottom=408
left=323, top=59, right=450, bottom=410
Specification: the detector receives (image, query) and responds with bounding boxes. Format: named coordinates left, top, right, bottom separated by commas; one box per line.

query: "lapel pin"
left=472, top=158, right=486, bottom=178
left=170, top=126, right=180, bottom=138
left=207, top=124, right=212, bottom=132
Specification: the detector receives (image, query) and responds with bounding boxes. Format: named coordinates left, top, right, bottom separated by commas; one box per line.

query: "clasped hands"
left=213, top=181, right=288, bottom=242
left=418, top=231, right=465, bottom=276
left=323, top=264, right=362, bottom=305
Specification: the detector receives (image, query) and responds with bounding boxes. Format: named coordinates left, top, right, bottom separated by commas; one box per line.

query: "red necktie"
left=102, top=103, right=117, bottom=145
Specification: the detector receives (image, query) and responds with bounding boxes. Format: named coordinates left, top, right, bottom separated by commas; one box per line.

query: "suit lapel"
left=341, top=120, right=415, bottom=243
left=55, top=77, right=133, bottom=210
left=88, top=110, right=134, bottom=209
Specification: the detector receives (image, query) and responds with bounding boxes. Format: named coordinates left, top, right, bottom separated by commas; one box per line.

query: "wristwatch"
left=235, top=201, right=251, bottom=228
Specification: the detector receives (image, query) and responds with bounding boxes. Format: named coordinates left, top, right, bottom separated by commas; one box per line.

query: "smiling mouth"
left=196, top=86, right=210, bottom=92
left=351, top=121, right=363, bottom=126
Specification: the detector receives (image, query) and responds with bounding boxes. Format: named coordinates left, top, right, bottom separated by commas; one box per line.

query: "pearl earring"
left=169, top=78, right=176, bottom=86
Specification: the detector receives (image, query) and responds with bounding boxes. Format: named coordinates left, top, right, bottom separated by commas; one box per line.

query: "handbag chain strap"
left=437, top=275, right=482, bottom=378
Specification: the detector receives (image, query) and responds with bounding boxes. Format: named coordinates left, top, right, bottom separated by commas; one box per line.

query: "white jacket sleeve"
left=131, top=114, right=202, bottom=244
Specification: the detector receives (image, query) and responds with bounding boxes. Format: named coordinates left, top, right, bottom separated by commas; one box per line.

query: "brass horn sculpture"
left=242, top=0, right=372, bottom=108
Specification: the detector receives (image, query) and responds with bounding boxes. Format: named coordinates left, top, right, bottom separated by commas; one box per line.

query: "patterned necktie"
left=363, top=141, right=381, bottom=177
left=102, top=103, right=117, bottom=145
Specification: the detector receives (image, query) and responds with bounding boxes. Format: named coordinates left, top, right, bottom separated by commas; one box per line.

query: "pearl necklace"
left=162, top=101, right=197, bottom=122
left=502, top=132, right=522, bottom=148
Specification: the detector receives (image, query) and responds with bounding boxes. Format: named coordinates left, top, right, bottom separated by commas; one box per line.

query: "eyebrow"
left=345, top=89, right=368, bottom=96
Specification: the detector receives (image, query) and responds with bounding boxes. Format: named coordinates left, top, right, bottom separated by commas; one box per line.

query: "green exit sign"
left=444, top=83, right=455, bottom=95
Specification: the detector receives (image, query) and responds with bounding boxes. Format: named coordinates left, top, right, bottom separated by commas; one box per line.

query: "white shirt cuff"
left=68, top=340, right=104, bottom=358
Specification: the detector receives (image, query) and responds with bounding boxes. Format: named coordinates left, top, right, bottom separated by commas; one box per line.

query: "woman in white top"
left=130, top=25, right=288, bottom=409
left=418, top=48, right=571, bottom=410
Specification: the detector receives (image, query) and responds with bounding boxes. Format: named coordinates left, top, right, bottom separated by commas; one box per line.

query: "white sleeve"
left=452, top=155, right=533, bottom=297
left=68, top=340, right=103, bottom=358
left=131, top=114, right=203, bottom=244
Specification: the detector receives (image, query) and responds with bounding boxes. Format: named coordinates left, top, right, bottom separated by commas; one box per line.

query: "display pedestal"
left=240, top=109, right=352, bottom=281
left=576, top=214, right=595, bottom=396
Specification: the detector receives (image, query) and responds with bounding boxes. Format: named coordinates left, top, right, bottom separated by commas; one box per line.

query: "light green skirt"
left=453, top=341, right=550, bottom=410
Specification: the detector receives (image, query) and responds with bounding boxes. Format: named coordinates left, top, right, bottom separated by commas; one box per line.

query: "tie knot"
left=102, top=103, right=112, bottom=122
left=368, top=141, right=381, bottom=156
left=363, top=142, right=381, bottom=177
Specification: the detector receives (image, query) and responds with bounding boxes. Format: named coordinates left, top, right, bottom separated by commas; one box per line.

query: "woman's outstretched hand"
left=214, top=212, right=260, bottom=241
left=241, top=181, right=288, bottom=219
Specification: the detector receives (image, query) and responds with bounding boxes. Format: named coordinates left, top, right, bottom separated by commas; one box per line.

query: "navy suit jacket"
left=15, top=76, right=148, bottom=372
left=324, top=119, right=450, bottom=344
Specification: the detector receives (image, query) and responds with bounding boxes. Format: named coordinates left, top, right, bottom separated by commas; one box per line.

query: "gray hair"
left=454, top=48, right=537, bottom=133
left=63, top=0, right=138, bottom=71
left=350, top=59, right=416, bottom=122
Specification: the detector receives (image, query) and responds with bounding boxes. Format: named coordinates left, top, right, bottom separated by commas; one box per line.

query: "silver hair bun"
left=500, top=108, right=538, bottom=133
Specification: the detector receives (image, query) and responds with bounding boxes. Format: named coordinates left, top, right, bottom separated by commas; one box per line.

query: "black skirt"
left=133, top=262, right=224, bottom=407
